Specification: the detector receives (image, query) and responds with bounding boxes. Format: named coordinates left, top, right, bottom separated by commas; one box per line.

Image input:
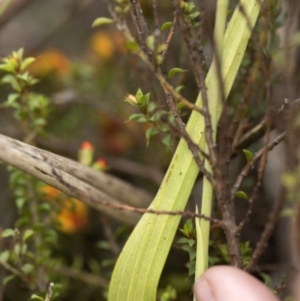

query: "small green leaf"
left=15, top=216, right=30, bottom=228
left=0, top=250, right=10, bottom=262
left=162, top=134, right=173, bottom=148
left=96, top=240, right=111, bottom=250
left=156, top=54, right=163, bottom=65
left=30, top=294, right=44, bottom=301
left=280, top=207, right=294, bottom=217
left=190, top=11, right=201, bottom=20
left=22, top=229, right=34, bottom=242
left=184, top=2, right=196, bottom=14
left=101, top=258, right=115, bottom=268
left=16, top=48, right=24, bottom=60
left=187, top=238, right=195, bottom=247
left=88, top=258, right=101, bottom=274
left=125, top=40, right=139, bottom=52
left=1, top=74, right=21, bottom=91
left=146, top=35, right=155, bottom=51
left=282, top=172, right=297, bottom=189
left=242, top=149, right=253, bottom=162
left=3, top=275, right=16, bottom=286
left=235, top=190, right=248, bottom=199
left=92, top=17, right=114, bottom=28
left=20, top=57, right=35, bottom=71
left=175, top=85, right=184, bottom=93
left=2, top=228, right=15, bottom=238
left=16, top=72, right=29, bottom=82
left=145, top=127, right=159, bottom=143
left=16, top=197, right=27, bottom=211
left=0, top=63, right=14, bottom=72
left=21, top=263, right=34, bottom=274
left=168, top=68, right=187, bottom=79
left=177, top=237, right=189, bottom=244
left=128, top=113, right=147, bottom=122
left=27, top=77, right=39, bottom=86
left=37, top=203, right=52, bottom=213
left=5, top=93, right=19, bottom=106
left=156, top=43, right=167, bottom=54
left=160, top=22, right=172, bottom=31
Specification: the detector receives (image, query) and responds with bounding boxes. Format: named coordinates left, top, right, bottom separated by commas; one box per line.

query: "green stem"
left=195, top=0, right=229, bottom=284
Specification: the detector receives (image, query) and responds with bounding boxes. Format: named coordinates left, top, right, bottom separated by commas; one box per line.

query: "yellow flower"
left=90, top=31, right=114, bottom=60
left=29, top=49, right=69, bottom=76
left=39, top=185, right=89, bottom=234
left=55, top=198, right=89, bottom=234
left=89, top=30, right=126, bottom=60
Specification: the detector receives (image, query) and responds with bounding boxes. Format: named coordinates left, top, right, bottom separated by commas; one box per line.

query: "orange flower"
left=89, top=30, right=127, bottom=60
left=39, top=185, right=89, bottom=234
left=29, top=49, right=69, bottom=76
left=81, top=141, right=94, bottom=151
left=39, top=185, right=61, bottom=198
left=92, top=158, right=107, bottom=171
left=90, top=31, right=114, bottom=60
left=55, top=198, right=89, bottom=234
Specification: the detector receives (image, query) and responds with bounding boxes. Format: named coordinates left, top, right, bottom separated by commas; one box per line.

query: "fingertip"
left=194, top=266, right=279, bottom=301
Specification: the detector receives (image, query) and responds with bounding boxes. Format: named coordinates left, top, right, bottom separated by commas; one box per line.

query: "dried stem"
left=0, top=133, right=220, bottom=224
left=45, top=282, right=54, bottom=301
left=174, top=0, right=217, bottom=169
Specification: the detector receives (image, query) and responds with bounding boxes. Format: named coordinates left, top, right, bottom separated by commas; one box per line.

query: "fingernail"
left=195, top=278, right=216, bottom=301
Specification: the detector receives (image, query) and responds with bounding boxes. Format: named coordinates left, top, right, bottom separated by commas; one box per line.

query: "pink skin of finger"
left=194, top=266, right=280, bottom=301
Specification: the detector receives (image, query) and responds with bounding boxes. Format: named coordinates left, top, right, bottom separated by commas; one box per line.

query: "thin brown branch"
left=174, top=0, right=217, bottom=169
left=237, top=6, right=275, bottom=231
left=129, top=4, right=145, bottom=52
left=160, top=14, right=177, bottom=63
left=151, top=0, right=160, bottom=31
left=232, top=131, right=286, bottom=200
left=245, top=188, right=286, bottom=272
left=161, top=86, right=215, bottom=186
left=235, top=131, right=286, bottom=231
left=52, top=163, right=219, bottom=223
left=216, top=112, right=243, bottom=267
left=233, top=97, right=300, bottom=150
left=130, top=0, right=152, bottom=62
left=130, top=0, right=148, bottom=40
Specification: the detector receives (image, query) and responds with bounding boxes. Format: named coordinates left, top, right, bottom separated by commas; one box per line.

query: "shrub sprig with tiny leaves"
left=0, top=48, right=50, bottom=143
left=125, top=88, right=177, bottom=149
left=0, top=48, right=63, bottom=299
